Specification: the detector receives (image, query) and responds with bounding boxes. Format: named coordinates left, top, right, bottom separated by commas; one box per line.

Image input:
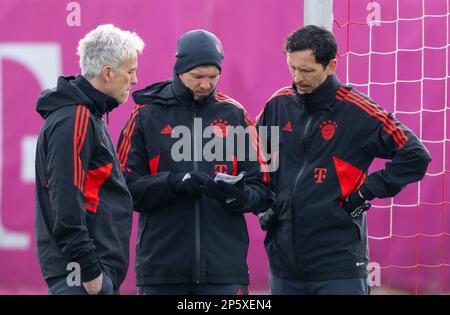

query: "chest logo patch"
left=214, top=164, right=228, bottom=174
left=282, top=121, right=293, bottom=132
left=319, top=120, right=338, bottom=141
left=210, top=119, right=229, bottom=138
left=160, top=124, right=173, bottom=134
left=314, top=168, right=328, bottom=183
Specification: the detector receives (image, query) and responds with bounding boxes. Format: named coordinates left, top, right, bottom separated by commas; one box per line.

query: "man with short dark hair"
left=118, top=29, right=268, bottom=295
left=256, top=25, right=431, bottom=295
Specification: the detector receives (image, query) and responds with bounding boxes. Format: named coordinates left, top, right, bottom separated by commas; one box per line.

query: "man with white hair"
left=35, top=24, right=144, bottom=295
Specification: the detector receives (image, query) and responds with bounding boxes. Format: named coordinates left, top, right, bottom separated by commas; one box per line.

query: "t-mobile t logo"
left=314, top=168, right=328, bottom=183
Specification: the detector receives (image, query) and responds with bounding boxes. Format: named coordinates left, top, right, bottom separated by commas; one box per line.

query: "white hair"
left=77, top=24, right=145, bottom=79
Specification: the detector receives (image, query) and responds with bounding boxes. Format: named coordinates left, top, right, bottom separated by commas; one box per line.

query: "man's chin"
left=118, top=91, right=130, bottom=104
left=297, top=86, right=311, bottom=94
left=195, top=91, right=212, bottom=98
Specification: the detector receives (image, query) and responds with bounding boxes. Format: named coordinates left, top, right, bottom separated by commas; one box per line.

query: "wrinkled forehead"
left=287, top=50, right=321, bottom=68
left=187, top=65, right=220, bottom=76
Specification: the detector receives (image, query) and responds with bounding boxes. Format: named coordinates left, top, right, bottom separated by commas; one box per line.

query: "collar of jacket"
left=298, top=74, right=340, bottom=112
left=171, top=73, right=216, bottom=107
left=75, top=75, right=119, bottom=116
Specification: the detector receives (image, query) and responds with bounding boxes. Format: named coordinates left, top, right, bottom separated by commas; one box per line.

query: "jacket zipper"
left=192, top=104, right=201, bottom=283
left=290, top=107, right=313, bottom=276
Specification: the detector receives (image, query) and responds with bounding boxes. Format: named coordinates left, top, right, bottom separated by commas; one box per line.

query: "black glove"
left=343, top=190, right=372, bottom=218
left=205, top=179, right=248, bottom=211
left=168, top=171, right=210, bottom=196
left=258, top=208, right=277, bottom=231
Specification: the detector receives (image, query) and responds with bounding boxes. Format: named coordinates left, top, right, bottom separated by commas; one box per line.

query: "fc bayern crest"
left=210, top=119, right=229, bottom=137
left=216, top=43, right=223, bottom=54
left=319, top=120, right=338, bottom=141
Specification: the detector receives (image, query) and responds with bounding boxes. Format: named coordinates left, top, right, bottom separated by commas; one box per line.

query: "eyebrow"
left=289, top=64, right=314, bottom=71
left=191, top=72, right=219, bottom=76
left=191, top=73, right=220, bottom=79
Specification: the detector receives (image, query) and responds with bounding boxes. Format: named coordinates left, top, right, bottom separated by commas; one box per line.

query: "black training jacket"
left=256, top=74, right=431, bottom=281
left=117, top=75, right=268, bottom=286
left=35, top=76, right=133, bottom=288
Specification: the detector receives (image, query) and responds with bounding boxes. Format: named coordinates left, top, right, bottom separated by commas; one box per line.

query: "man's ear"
left=326, top=59, right=337, bottom=75
left=100, top=66, right=113, bottom=82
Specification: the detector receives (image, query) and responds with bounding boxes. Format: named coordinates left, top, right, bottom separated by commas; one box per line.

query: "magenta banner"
left=0, top=0, right=448, bottom=294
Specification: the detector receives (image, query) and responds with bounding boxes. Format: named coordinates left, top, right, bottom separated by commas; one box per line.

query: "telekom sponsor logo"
left=0, top=44, right=61, bottom=250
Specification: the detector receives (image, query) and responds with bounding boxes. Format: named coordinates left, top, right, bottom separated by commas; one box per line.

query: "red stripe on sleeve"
left=349, top=92, right=408, bottom=145
left=73, top=105, right=81, bottom=189
left=118, top=105, right=144, bottom=169
left=73, top=105, right=90, bottom=191
left=344, top=93, right=407, bottom=148
left=215, top=93, right=270, bottom=184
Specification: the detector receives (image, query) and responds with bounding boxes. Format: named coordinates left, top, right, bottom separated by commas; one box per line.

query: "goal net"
left=333, top=0, right=449, bottom=294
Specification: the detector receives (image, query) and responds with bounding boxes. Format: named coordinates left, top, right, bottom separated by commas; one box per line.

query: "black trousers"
left=270, top=272, right=369, bottom=295
left=47, top=271, right=117, bottom=295
left=137, top=283, right=249, bottom=295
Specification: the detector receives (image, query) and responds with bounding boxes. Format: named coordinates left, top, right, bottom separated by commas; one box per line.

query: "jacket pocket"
left=332, top=201, right=362, bottom=240
left=351, top=216, right=364, bottom=241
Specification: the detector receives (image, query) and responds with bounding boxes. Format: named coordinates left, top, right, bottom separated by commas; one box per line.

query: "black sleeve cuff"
left=360, top=185, right=375, bottom=201
left=76, top=253, right=102, bottom=283
left=168, top=172, right=184, bottom=194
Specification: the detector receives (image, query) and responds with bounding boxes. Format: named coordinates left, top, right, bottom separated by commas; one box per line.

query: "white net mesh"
left=333, top=0, right=449, bottom=294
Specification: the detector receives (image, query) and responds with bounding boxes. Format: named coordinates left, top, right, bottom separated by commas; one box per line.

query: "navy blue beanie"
left=174, top=30, right=224, bottom=74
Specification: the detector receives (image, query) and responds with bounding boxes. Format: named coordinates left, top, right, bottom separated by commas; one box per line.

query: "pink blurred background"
left=0, top=0, right=448, bottom=294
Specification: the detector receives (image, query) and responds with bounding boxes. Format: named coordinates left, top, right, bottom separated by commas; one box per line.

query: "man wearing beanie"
left=117, top=30, right=269, bottom=295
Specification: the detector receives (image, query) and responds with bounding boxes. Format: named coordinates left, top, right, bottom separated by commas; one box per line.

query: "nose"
left=199, top=78, right=211, bottom=90
left=293, top=70, right=303, bottom=84
left=131, top=72, right=138, bottom=85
